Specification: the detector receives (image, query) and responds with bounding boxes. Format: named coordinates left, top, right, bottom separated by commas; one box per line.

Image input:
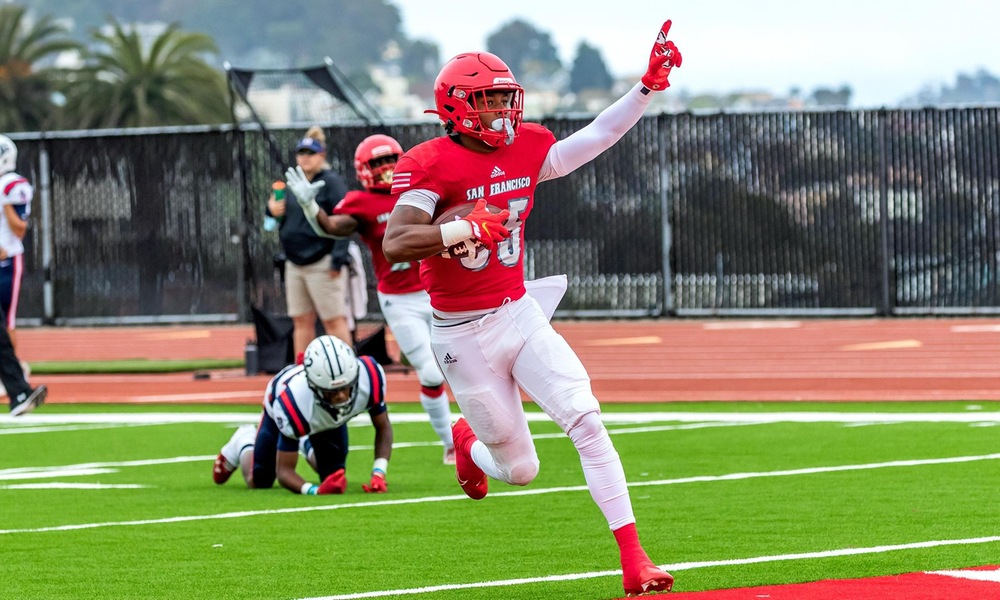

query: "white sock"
left=223, top=425, right=257, bottom=467
left=470, top=440, right=506, bottom=480
left=419, top=391, right=454, bottom=448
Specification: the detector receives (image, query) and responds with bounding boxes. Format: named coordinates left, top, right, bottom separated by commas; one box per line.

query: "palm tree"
left=63, top=20, right=231, bottom=129
left=0, top=4, right=80, bottom=132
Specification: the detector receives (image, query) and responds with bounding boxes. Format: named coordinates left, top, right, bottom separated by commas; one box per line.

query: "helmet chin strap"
left=490, top=118, right=515, bottom=145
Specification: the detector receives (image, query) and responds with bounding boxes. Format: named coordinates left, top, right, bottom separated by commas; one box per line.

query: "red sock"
left=421, top=384, right=444, bottom=398
left=613, top=523, right=652, bottom=565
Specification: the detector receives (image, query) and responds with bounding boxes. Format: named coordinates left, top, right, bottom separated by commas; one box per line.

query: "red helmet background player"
left=292, top=134, right=458, bottom=464
left=354, top=134, right=404, bottom=191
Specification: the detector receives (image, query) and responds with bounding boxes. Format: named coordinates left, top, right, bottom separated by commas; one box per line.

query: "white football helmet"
left=0, top=135, right=17, bottom=175
left=303, top=335, right=359, bottom=406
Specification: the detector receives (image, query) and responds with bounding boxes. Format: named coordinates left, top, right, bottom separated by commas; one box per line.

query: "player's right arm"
left=275, top=445, right=310, bottom=494
left=3, top=204, right=26, bottom=239
left=383, top=201, right=445, bottom=263
left=383, top=154, right=454, bottom=262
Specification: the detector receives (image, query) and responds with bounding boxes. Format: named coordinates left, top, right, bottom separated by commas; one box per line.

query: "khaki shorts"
left=284, top=255, right=347, bottom=320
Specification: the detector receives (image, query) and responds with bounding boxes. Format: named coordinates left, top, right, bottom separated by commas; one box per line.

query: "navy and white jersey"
left=0, top=172, right=31, bottom=258
left=262, top=355, right=387, bottom=440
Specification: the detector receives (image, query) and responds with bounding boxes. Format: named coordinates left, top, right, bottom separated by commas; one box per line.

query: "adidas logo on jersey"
left=442, top=353, right=458, bottom=364
left=490, top=166, right=505, bottom=178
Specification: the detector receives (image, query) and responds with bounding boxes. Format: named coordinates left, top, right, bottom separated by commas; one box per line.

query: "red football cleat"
left=452, top=418, right=487, bottom=500
left=212, top=453, right=236, bottom=485
left=622, top=559, right=674, bottom=596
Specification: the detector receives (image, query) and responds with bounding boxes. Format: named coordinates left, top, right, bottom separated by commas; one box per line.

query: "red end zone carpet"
left=653, top=566, right=1000, bottom=600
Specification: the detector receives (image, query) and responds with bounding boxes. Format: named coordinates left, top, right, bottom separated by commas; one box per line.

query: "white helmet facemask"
left=302, top=335, right=360, bottom=409
left=0, top=135, right=17, bottom=175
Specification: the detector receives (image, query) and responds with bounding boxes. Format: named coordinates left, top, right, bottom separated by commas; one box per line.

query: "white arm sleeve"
left=538, top=83, right=654, bottom=183
left=395, top=189, right=440, bottom=218
left=301, top=204, right=344, bottom=239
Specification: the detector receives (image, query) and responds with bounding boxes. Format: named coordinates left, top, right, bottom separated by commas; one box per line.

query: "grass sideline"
left=2, top=401, right=999, bottom=599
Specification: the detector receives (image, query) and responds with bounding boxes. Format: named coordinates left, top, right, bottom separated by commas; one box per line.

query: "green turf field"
left=2, top=401, right=998, bottom=599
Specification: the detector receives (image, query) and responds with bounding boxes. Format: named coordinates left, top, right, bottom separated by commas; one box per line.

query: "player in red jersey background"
left=382, top=20, right=682, bottom=597
left=294, top=134, right=455, bottom=464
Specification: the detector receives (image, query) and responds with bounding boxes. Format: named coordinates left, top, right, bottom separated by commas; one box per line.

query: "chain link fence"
left=8, top=106, right=1000, bottom=324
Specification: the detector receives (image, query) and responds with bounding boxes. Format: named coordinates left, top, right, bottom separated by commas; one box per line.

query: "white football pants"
left=379, top=289, right=452, bottom=448
left=431, top=285, right=636, bottom=530
left=378, top=289, right=445, bottom=388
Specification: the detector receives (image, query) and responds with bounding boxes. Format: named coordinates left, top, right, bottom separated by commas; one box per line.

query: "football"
left=432, top=202, right=504, bottom=259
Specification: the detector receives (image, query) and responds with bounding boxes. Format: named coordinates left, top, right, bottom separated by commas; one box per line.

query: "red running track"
left=14, top=318, right=1000, bottom=404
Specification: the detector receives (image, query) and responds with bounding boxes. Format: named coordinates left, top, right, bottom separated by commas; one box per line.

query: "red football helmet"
left=426, top=52, right=524, bottom=148
left=354, top=134, right=403, bottom=191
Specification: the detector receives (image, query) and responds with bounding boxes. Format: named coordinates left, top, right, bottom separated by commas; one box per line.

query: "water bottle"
left=264, top=181, right=286, bottom=232
left=244, top=340, right=260, bottom=376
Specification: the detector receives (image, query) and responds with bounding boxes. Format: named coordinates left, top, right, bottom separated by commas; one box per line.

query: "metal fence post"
left=876, top=110, right=892, bottom=316
left=38, top=144, right=55, bottom=324
left=659, top=115, right=674, bottom=316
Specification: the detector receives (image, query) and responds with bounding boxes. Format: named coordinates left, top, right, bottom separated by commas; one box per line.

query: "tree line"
left=0, top=5, right=229, bottom=131
left=0, top=2, right=617, bottom=133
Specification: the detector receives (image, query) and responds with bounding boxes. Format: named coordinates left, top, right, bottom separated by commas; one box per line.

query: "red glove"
left=641, top=20, right=682, bottom=91
left=317, top=468, right=346, bottom=494
left=362, top=471, right=387, bottom=493
left=461, top=199, right=510, bottom=249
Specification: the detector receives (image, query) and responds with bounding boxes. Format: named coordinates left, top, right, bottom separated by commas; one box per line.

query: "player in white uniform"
left=0, top=135, right=46, bottom=415
left=0, top=134, right=32, bottom=349
left=382, top=21, right=681, bottom=597
left=212, top=336, right=393, bottom=495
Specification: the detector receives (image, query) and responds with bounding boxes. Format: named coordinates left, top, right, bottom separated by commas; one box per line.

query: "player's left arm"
left=370, top=409, right=393, bottom=463
left=361, top=410, right=393, bottom=492
left=539, top=20, right=682, bottom=182
left=314, top=211, right=359, bottom=238
left=3, top=204, right=27, bottom=239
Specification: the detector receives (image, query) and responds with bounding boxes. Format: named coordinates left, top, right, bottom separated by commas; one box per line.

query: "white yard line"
left=0, top=483, right=147, bottom=490
left=301, top=536, right=1000, bottom=600
left=1, top=452, right=997, bottom=535
left=929, top=568, right=1000, bottom=583
left=0, top=423, right=748, bottom=481
left=2, top=410, right=999, bottom=426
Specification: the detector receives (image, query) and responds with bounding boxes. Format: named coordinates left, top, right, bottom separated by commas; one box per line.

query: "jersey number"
left=457, top=198, right=528, bottom=271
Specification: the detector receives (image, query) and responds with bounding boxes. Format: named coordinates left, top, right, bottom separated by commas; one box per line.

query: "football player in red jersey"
left=294, top=134, right=456, bottom=465
left=381, top=21, right=682, bottom=597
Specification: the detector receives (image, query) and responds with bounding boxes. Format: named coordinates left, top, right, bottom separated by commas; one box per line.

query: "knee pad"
left=567, top=411, right=612, bottom=458
left=507, top=458, right=540, bottom=486
left=458, top=385, right=522, bottom=445
left=410, top=347, right=445, bottom=388
left=491, top=426, right=540, bottom=485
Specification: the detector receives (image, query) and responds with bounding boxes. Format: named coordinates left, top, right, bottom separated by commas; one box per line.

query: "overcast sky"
left=395, top=0, right=999, bottom=107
